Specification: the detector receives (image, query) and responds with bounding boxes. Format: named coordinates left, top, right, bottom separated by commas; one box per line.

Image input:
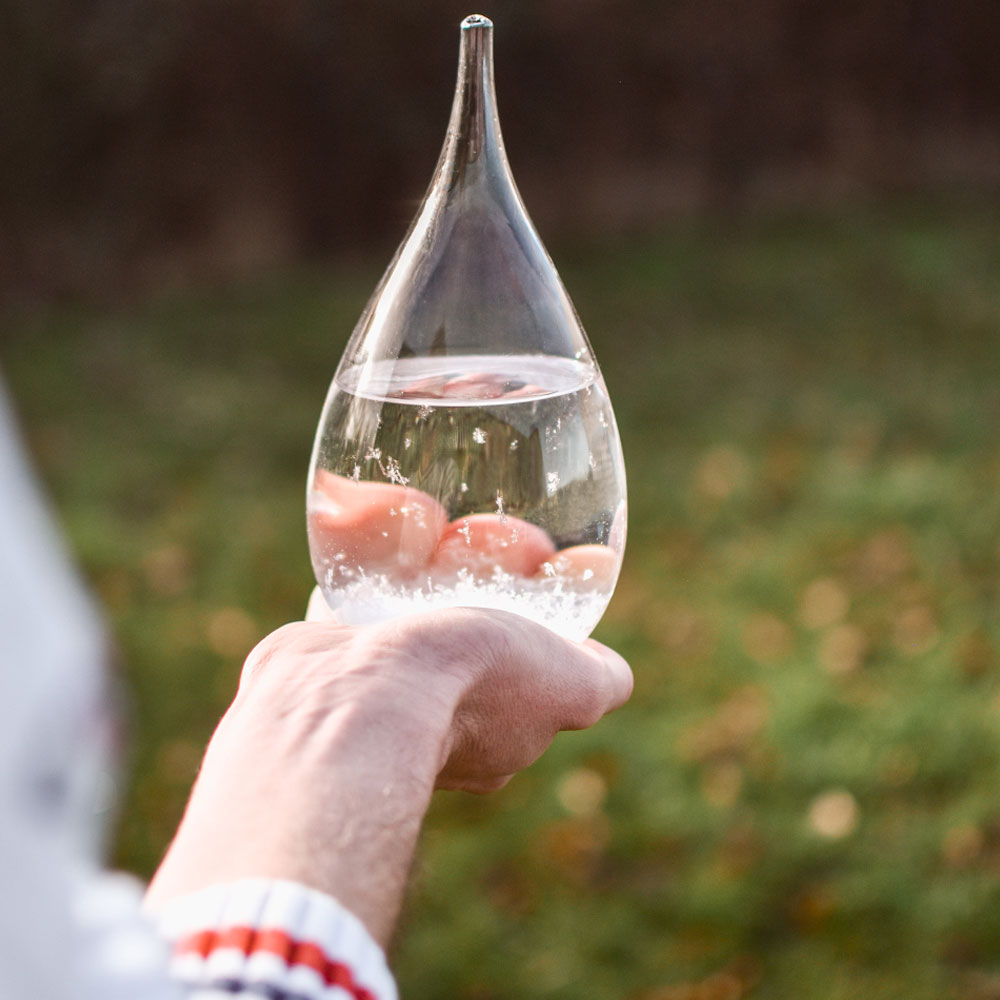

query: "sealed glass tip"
left=462, top=14, right=493, bottom=29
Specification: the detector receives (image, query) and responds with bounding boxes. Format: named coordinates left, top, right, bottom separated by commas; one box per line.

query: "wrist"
left=147, top=622, right=466, bottom=943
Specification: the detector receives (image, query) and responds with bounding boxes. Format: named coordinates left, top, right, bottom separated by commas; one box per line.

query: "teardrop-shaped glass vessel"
left=307, top=14, right=626, bottom=641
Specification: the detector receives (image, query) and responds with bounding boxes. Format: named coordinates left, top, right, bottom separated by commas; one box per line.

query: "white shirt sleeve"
left=153, top=879, right=398, bottom=1000
left=0, top=374, right=134, bottom=999
left=0, top=375, right=398, bottom=1000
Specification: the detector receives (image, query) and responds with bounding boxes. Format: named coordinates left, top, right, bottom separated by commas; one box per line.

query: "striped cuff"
left=153, top=879, right=398, bottom=1000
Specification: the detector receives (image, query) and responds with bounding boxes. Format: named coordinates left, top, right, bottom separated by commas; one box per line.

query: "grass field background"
left=4, top=204, right=1000, bottom=999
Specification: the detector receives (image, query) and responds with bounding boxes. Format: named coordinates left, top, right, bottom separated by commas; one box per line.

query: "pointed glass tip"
left=461, top=14, right=493, bottom=29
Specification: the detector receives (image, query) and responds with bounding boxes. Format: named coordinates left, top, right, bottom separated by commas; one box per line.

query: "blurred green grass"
left=3, top=204, right=1000, bottom=1000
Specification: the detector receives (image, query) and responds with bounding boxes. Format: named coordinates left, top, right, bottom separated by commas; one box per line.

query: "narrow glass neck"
left=439, top=15, right=505, bottom=188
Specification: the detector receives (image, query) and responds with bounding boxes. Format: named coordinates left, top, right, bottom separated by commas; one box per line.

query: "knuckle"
left=238, top=622, right=302, bottom=689
left=563, top=670, right=611, bottom=730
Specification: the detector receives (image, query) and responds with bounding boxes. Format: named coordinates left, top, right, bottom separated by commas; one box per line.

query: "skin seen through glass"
left=307, top=357, right=626, bottom=641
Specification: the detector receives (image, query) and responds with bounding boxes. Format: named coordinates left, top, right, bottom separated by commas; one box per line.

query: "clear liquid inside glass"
left=308, top=354, right=626, bottom=640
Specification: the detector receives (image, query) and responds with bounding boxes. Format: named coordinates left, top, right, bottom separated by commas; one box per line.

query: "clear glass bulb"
left=307, top=14, right=626, bottom=641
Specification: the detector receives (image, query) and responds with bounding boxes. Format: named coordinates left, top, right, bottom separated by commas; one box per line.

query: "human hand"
left=146, top=604, right=631, bottom=943
left=304, top=590, right=632, bottom=792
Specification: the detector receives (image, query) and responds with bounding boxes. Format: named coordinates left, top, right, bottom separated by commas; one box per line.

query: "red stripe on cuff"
left=175, top=926, right=377, bottom=1000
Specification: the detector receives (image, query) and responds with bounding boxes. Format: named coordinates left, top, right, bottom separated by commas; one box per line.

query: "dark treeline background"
left=3, top=0, right=998, bottom=306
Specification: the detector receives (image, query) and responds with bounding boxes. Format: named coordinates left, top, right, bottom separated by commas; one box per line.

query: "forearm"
left=221, top=700, right=440, bottom=944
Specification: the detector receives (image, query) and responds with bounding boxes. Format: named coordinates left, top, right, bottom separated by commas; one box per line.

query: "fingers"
left=429, top=613, right=632, bottom=792
left=444, top=607, right=633, bottom=739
